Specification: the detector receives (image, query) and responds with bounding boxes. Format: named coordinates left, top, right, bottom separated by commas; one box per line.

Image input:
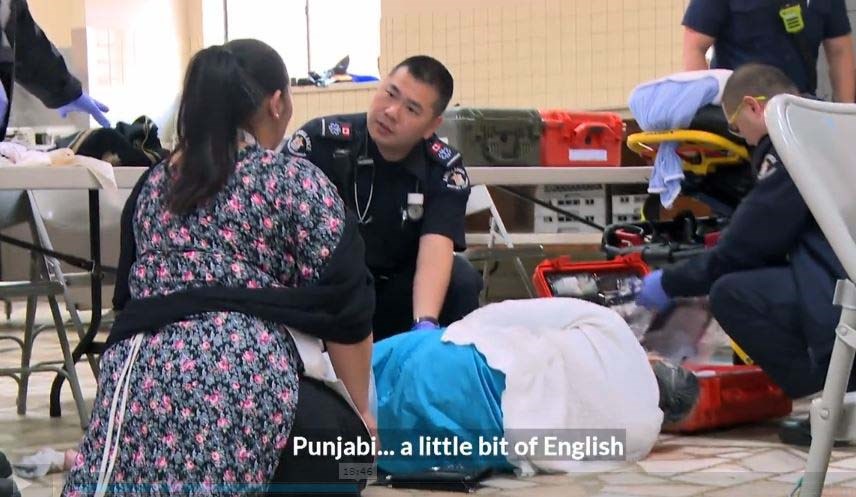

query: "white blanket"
left=443, top=298, right=662, bottom=475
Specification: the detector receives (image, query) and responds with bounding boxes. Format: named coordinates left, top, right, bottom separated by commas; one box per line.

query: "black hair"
left=391, top=55, right=454, bottom=116
left=168, top=39, right=288, bottom=215
left=722, top=63, right=798, bottom=114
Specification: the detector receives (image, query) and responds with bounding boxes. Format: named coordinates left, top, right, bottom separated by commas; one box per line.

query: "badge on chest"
left=403, top=192, right=424, bottom=224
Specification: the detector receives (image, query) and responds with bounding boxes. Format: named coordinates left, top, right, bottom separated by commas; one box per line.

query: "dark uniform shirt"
left=662, top=135, right=846, bottom=355
left=682, top=0, right=851, bottom=94
left=285, top=113, right=471, bottom=275
left=0, top=0, right=83, bottom=137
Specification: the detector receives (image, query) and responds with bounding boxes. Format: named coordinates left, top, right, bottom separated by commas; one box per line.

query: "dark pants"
left=0, top=451, right=9, bottom=479
left=271, top=378, right=371, bottom=496
left=372, top=255, right=482, bottom=342
left=0, top=450, right=17, bottom=497
left=709, top=267, right=854, bottom=399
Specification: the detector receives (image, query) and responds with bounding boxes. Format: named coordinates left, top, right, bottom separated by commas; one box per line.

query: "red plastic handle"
left=616, top=229, right=645, bottom=247
left=542, top=117, right=564, bottom=128
left=570, top=122, right=619, bottom=145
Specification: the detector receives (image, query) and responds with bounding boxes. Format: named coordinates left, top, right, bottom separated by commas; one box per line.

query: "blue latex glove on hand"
left=0, top=83, right=8, bottom=120
left=412, top=320, right=440, bottom=331
left=636, top=269, right=672, bottom=312
left=57, top=93, right=111, bottom=128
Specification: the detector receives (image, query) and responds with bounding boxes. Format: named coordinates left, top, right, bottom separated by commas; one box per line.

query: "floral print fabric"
left=63, top=145, right=345, bottom=495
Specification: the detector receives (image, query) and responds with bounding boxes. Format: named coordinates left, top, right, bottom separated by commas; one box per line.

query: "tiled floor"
left=4, top=302, right=856, bottom=497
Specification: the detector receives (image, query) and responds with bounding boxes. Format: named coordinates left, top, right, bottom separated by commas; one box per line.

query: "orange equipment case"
left=539, top=110, right=624, bottom=167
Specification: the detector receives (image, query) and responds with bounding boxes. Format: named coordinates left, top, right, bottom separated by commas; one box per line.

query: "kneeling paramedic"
left=285, top=55, right=482, bottom=341
left=637, top=63, right=852, bottom=402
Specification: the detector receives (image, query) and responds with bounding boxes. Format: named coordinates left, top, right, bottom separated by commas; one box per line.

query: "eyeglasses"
left=727, top=96, right=767, bottom=136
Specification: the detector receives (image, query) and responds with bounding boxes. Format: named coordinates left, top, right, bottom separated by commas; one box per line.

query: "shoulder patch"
left=321, top=118, right=353, bottom=141
left=757, top=153, right=779, bottom=181
left=442, top=165, right=470, bottom=191
left=426, top=136, right=462, bottom=169
left=286, top=129, right=312, bottom=157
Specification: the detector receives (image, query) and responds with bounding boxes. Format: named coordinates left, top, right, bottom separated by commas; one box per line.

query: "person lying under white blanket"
left=373, top=298, right=698, bottom=478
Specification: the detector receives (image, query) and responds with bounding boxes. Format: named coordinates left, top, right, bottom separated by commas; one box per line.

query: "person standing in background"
left=682, top=0, right=855, bottom=102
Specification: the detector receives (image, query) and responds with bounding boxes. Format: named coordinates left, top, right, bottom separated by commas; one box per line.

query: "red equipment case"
left=531, top=254, right=649, bottom=298
left=539, top=110, right=624, bottom=167
left=533, top=255, right=793, bottom=432
left=663, top=363, right=793, bottom=433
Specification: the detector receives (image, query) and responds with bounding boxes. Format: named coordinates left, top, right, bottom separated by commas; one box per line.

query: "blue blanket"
left=372, top=329, right=513, bottom=475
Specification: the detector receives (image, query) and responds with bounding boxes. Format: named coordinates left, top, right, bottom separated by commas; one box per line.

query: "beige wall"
left=293, top=0, right=690, bottom=134
left=28, top=0, right=86, bottom=48
left=18, top=0, right=684, bottom=137
left=13, top=0, right=203, bottom=141
left=380, top=0, right=687, bottom=111
left=23, top=0, right=359, bottom=138
left=81, top=0, right=195, bottom=140
left=289, top=83, right=377, bottom=134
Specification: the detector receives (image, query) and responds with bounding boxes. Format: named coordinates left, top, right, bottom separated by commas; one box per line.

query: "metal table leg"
left=604, top=184, right=614, bottom=225
left=50, top=189, right=102, bottom=419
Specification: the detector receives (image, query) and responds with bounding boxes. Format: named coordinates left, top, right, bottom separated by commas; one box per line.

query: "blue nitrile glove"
left=57, top=93, right=111, bottom=128
left=636, top=270, right=672, bottom=312
left=411, top=319, right=440, bottom=331
left=0, top=84, right=8, bottom=120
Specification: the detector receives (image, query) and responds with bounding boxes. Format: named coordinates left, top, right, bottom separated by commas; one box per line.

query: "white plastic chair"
left=464, top=184, right=543, bottom=301
left=766, top=94, right=856, bottom=497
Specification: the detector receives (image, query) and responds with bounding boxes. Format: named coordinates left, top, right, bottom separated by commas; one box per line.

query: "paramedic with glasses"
left=637, top=63, right=851, bottom=445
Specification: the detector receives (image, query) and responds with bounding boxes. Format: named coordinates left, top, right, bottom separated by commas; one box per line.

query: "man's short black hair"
left=391, top=55, right=454, bottom=116
left=722, top=63, right=799, bottom=113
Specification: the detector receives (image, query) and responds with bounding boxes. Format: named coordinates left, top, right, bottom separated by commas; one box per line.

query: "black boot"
left=0, top=478, right=20, bottom=497
left=652, top=360, right=700, bottom=424
left=778, top=416, right=851, bottom=447
left=0, top=451, right=10, bottom=479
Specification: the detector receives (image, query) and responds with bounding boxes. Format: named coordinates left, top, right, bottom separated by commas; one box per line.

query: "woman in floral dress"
left=62, top=39, right=374, bottom=496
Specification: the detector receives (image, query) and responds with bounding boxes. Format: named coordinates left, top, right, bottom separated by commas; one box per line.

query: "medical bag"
left=437, top=108, right=542, bottom=166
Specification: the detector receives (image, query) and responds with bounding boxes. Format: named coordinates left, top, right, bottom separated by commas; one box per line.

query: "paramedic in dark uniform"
left=682, top=0, right=855, bottom=102
left=0, top=0, right=111, bottom=135
left=286, top=55, right=481, bottom=341
left=637, top=64, right=851, bottom=403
